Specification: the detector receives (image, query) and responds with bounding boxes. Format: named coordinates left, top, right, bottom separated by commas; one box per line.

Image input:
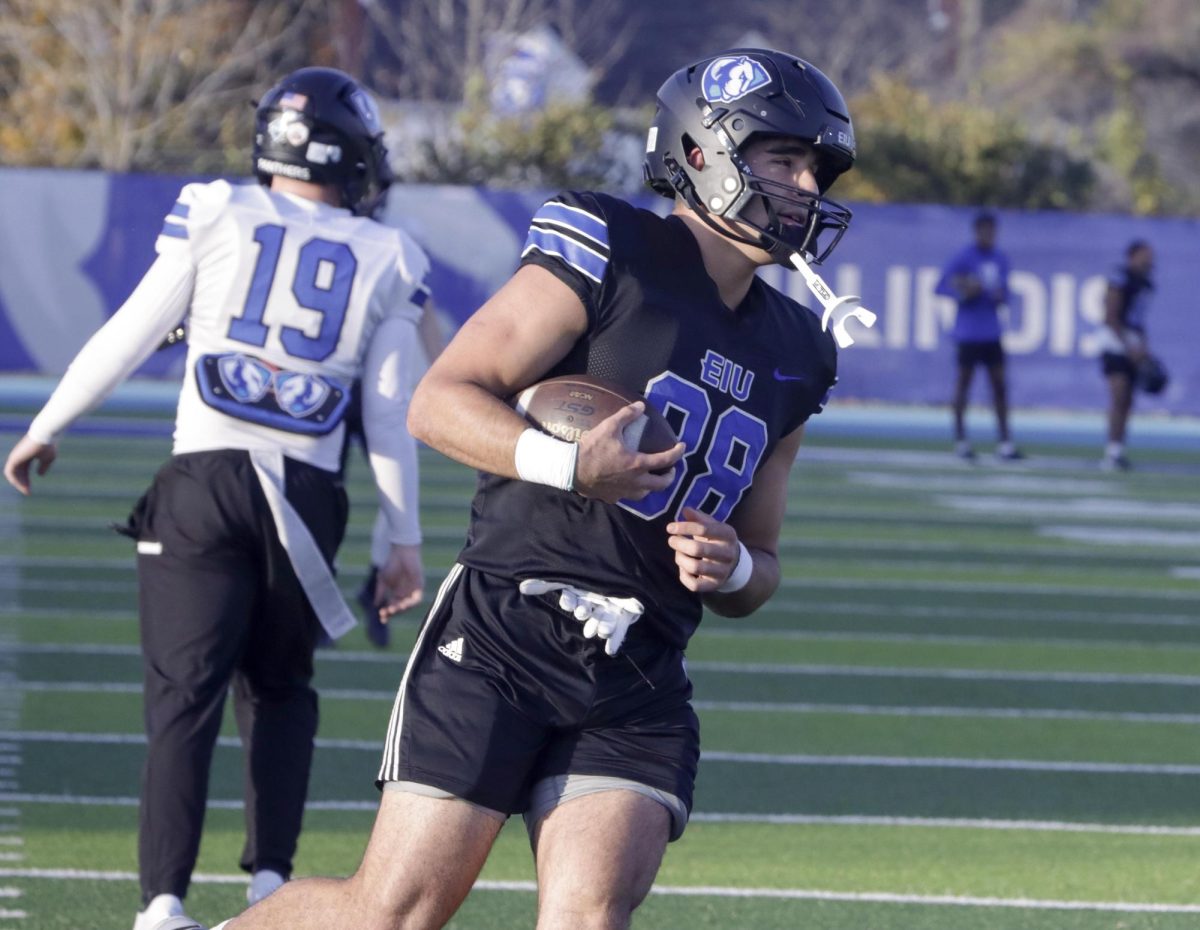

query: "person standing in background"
left=4, top=66, right=431, bottom=930
left=1098, top=239, right=1157, bottom=471
left=936, top=211, right=1023, bottom=462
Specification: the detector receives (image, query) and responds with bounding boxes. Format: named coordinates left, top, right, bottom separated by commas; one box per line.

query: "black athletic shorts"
left=957, top=339, right=1005, bottom=369
left=378, top=564, right=701, bottom=816
left=1101, top=352, right=1136, bottom=380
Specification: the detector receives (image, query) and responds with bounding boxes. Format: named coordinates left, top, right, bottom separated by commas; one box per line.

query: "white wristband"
left=717, top=541, right=753, bottom=593
left=514, top=428, right=578, bottom=491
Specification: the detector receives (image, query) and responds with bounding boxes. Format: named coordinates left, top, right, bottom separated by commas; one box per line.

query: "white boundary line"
left=10, top=572, right=1200, bottom=601
left=11, top=599, right=1200, bottom=630
left=12, top=628, right=1200, bottom=659
left=21, top=716, right=1200, bottom=766
left=8, top=740, right=1200, bottom=775
left=1, top=867, right=1199, bottom=913
left=697, top=752, right=1200, bottom=775
left=13, top=655, right=1200, bottom=688
left=6, top=792, right=1200, bottom=836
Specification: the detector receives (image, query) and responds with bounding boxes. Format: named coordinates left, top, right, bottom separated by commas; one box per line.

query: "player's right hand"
left=375, top=543, right=424, bottom=619
left=4, top=435, right=57, bottom=496
left=573, top=402, right=685, bottom=504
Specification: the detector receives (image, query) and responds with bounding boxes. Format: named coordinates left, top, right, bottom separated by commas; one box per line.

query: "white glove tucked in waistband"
left=518, top=579, right=644, bottom=657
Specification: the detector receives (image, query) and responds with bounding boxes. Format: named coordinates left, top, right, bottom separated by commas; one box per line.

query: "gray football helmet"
left=644, top=49, right=855, bottom=265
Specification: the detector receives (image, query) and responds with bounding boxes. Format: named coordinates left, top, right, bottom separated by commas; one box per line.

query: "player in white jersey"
left=3, top=67, right=432, bottom=930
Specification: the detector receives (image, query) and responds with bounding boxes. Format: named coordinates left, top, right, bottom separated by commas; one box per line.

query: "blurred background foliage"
left=1, top=0, right=1197, bottom=215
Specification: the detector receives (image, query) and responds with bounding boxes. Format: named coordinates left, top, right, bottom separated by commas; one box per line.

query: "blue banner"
left=1, top=169, right=1195, bottom=415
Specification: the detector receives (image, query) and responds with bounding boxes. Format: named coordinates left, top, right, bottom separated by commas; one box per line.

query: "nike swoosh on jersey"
left=773, top=368, right=807, bottom=383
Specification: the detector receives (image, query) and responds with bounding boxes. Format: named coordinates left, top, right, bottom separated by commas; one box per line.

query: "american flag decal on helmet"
left=279, top=92, right=308, bottom=110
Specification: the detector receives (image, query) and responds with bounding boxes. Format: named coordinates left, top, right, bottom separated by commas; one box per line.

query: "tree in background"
left=977, top=0, right=1195, bottom=214
left=0, top=0, right=328, bottom=172
left=838, top=74, right=1095, bottom=210
left=2, top=0, right=1198, bottom=215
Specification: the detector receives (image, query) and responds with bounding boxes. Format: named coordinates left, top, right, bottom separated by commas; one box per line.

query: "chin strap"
left=788, top=252, right=878, bottom=348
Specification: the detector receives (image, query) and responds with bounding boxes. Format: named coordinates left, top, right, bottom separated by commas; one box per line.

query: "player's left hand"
left=375, top=543, right=424, bottom=619
left=4, top=435, right=57, bottom=496
left=666, top=507, right=742, bottom=593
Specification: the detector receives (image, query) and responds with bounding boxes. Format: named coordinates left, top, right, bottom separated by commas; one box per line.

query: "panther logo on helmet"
left=702, top=56, right=772, bottom=103
left=268, top=110, right=310, bottom=148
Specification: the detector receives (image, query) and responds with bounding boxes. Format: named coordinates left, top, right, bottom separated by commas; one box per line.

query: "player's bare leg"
left=986, top=361, right=1012, bottom=443
left=1106, top=372, right=1134, bottom=445
left=224, top=790, right=503, bottom=930
left=952, top=362, right=974, bottom=453
left=531, top=790, right=671, bottom=930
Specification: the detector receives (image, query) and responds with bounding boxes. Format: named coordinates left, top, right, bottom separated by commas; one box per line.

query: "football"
left=513, top=375, right=677, bottom=453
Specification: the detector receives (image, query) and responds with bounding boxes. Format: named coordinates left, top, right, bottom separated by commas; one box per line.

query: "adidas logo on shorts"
left=437, top=636, right=464, bottom=663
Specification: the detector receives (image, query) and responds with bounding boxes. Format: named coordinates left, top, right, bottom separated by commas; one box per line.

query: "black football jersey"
left=1107, top=264, right=1154, bottom=335
left=456, top=191, right=837, bottom=649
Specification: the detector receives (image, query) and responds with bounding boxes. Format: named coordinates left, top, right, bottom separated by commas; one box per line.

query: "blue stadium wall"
left=1, top=168, right=1196, bottom=416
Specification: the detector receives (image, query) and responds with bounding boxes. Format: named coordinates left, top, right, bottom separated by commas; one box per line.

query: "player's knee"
left=346, top=869, right=468, bottom=930
left=536, top=895, right=644, bottom=930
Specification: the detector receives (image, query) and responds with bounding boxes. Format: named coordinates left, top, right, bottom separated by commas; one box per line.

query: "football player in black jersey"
left=1099, top=239, right=1156, bottom=470
left=196, top=48, right=856, bottom=930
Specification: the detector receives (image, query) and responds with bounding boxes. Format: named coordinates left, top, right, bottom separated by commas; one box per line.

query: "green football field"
left=2, top=407, right=1200, bottom=929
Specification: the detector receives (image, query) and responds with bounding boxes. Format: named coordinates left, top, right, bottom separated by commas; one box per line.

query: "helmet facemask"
left=664, top=136, right=852, bottom=266
left=737, top=170, right=852, bottom=265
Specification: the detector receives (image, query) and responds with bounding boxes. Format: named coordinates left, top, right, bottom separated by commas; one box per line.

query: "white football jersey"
left=159, top=180, right=429, bottom=470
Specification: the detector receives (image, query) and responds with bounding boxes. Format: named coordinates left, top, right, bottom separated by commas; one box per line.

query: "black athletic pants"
left=124, top=450, right=347, bottom=903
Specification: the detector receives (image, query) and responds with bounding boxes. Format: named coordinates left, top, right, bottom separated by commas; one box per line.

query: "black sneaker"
left=356, top=566, right=389, bottom=648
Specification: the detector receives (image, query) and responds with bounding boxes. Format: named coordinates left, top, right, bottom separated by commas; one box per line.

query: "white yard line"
left=938, top=495, right=1200, bottom=521
left=11, top=655, right=1200, bottom=699
left=9, top=573, right=1200, bottom=601
left=2, top=867, right=1200, bottom=913
left=698, top=752, right=1200, bottom=775
left=6, top=744, right=1200, bottom=777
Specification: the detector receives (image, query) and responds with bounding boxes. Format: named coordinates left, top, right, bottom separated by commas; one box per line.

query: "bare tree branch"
left=0, top=0, right=328, bottom=170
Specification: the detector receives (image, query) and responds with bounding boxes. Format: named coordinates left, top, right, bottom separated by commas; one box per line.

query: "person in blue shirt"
left=936, top=211, right=1023, bottom=461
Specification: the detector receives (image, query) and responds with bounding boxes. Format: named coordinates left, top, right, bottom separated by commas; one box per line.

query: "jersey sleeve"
left=27, top=253, right=195, bottom=444
left=383, top=230, right=432, bottom=325
left=517, top=192, right=611, bottom=319
left=154, top=180, right=232, bottom=262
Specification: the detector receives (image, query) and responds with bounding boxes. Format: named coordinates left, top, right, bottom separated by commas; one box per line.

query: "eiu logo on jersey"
left=216, top=355, right=331, bottom=419
left=702, top=56, right=772, bottom=104
left=275, top=372, right=332, bottom=418
left=218, top=354, right=272, bottom=403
